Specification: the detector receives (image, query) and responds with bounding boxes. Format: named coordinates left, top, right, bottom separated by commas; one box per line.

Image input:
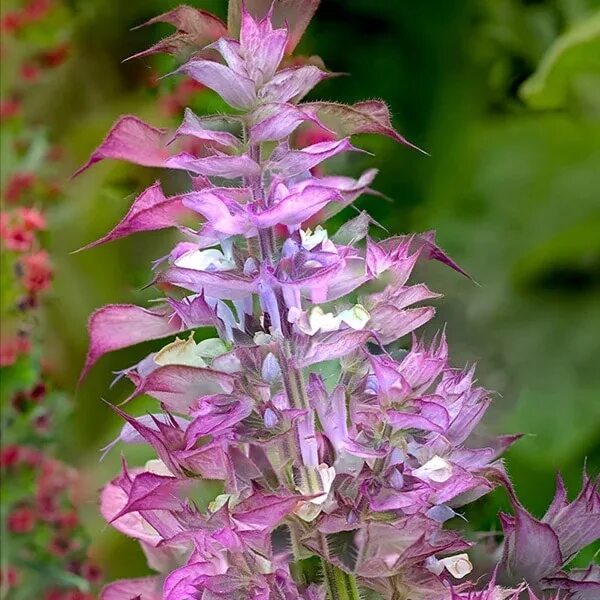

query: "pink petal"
left=171, top=108, right=242, bottom=150
left=368, top=306, right=436, bottom=346
left=234, top=492, right=303, bottom=530
left=113, top=472, right=191, bottom=517
left=157, top=267, right=257, bottom=300
left=446, top=394, right=491, bottom=445
left=101, top=576, right=163, bottom=600
left=163, top=564, right=217, bottom=600
left=296, top=329, right=372, bottom=367
left=181, top=188, right=253, bottom=236
left=238, top=10, right=287, bottom=84
left=303, top=100, right=425, bottom=152
left=417, top=230, right=473, bottom=281
left=259, top=65, right=329, bottom=104
left=131, top=365, right=236, bottom=412
left=174, top=444, right=229, bottom=480
left=543, top=473, right=600, bottom=562
left=128, top=6, right=227, bottom=59
left=267, top=138, right=357, bottom=178
left=166, top=295, right=218, bottom=329
left=82, top=304, right=183, bottom=380
left=78, top=181, right=186, bottom=250
left=166, top=151, right=261, bottom=178
left=100, top=413, right=190, bottom=456
left=178, top=59, right=256, bottom=110
left=251, top=186, right=341, bottom=228
left=228, top=0, right=320, bottom=54
left=313, top=168, right=379, bottom=200
left=74, top=116, right=168, bottom=176
left=100, top=479, right=162, bottom=546
left=249, top=29, right=288, bottom=84
left=304, top=169, right=380, bottom=225
left=311, top=378, right=348, bottom=447
left=387, top=398, right=450, bottom=434
left=184, top=395, right=253, bottom=446
left=249, top=102, right=327, bottom=143
left=501, top=503, right=563, bottom=582
left=109, top=406, right=186, bottom=476
left=210, top=38, right=246, bottom=74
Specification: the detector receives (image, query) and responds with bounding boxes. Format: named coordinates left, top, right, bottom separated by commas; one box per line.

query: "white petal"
left=411, top=455, right=453, bottom=483
left=300, top=226, right=329, bottom=250
left=154, top=336, right=208, bottom=368
left=308, top=306, right=340, bottom=334
left=295, top=464, right=336, bottom=521
left=174, top=248, right=236, bottom=272
left=439, top=553, right=473, bottom=579
left=339, top=304, right=370, bottom=330
left=144, top=459, right=174, bottom=476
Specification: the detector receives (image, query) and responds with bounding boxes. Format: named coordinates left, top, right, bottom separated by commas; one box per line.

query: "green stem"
left=289, top=524, right=307, bottom=585
left=247, top=142, right=307, bottom=463
left=279, top=339, right=309, bottom=410
left=322, top=560, right=361, bottom=600
left=372, top=422, right=392, bottom=475
left=248, top=141, right=360, bottom=599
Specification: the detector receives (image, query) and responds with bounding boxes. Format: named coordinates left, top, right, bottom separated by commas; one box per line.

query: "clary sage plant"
left=75, top=2, right=599, bottom=599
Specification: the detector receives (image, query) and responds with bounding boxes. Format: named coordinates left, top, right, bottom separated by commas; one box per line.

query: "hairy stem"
left=322, top=560, right=361, bottom=600
left=289, top=524, right=307, bottom=585
left=248, top=142, right=360, bottom=599
left=247, top=142, right=308, bottom=463
left=372, top=422, right=392, bottom=475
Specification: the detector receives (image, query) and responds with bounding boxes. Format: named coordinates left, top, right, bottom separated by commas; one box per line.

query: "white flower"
left=208, top=494, right=232, bottom=513
left=295, top=304, right=371, bottom=336
left=425, top=553, right=473, bottom=579
left=154, top=335, right=227, bottom=368
left=295, top=464, right=336, bottom=522
left=174, top=248, right=235, bottom=272
left=155, top=335, right=207, bottom=368
left=307, top=306, right=340, bottom=334
left=300, top=226, right=329, bottom=250
left=411, top=455, right=453, bottom=483
left=253, top=331, right=274, bottom=346
left=144, top=459, right=174, bottom=477
left=300, top=226, right=336, bottom=253
left=338, top=304, right=370, bottom=330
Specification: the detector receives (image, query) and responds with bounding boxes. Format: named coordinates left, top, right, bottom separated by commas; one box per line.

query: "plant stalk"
left=249, top=142, right=360, bottom=600
left=322, top=560, right=361, bottom=600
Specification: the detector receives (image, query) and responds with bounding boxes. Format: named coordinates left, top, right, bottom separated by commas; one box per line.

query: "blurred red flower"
left=0, top=445, right=22, bottom=469
left=17, top=207, right=47, bottom=231
left=21, top=250, right=53, bottom=293
left=7, top=506, right=36, bottom=533
left=4, top=172, right=36, bottom=203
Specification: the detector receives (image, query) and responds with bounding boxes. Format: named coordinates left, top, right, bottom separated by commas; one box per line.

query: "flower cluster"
left=76, top=2, right=599, bottom=599
left=0, top=0, right=70, bottom=121
left=0, top=0, right=71, bottom=365
left=1, top=3, right=102, bottom=598
left=0, top=203, right=53, bottom=366
left=1, top=0, right=55, bottom=34
left=1, top=445, right=102, bottom=600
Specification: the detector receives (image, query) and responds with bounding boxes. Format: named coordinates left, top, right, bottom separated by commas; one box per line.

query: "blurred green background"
left=5, top=0, right=599, bottom=580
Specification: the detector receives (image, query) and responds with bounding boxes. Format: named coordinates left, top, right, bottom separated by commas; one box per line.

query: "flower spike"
left=73, top=3, right=596, bottom=599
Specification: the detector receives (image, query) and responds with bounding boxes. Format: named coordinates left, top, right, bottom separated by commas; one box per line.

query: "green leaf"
left=520, top=11, right=600, bottom=112
left=0, top=354, right=41, bottom=401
